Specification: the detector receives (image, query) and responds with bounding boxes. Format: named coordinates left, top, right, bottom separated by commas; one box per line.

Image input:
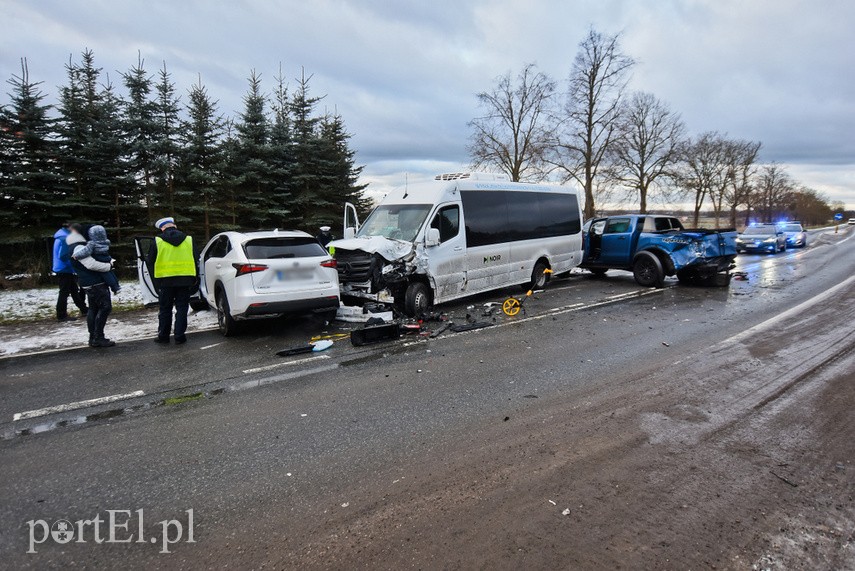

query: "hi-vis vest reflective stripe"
left=154, top=236, right=196, bottom=278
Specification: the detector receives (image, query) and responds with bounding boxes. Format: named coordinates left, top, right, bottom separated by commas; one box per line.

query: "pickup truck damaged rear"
left=580, top=215, right=738, bottom=287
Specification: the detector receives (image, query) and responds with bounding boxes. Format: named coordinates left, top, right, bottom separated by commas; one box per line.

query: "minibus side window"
left=431, top=205, right=460, bottom=243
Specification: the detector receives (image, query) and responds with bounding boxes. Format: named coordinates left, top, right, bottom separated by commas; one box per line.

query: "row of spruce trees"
left=0, top=50, right=372, bottom=250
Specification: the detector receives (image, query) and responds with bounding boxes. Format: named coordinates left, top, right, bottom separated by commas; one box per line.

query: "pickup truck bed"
left=581, top=215, right=738, bottom=287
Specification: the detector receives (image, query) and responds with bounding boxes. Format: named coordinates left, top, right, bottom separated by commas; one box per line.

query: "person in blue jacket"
left=52, top=223, right=88, bottom=321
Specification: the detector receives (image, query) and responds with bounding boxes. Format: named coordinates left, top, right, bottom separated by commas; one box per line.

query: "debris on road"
left=548, top=499, right=556, bottom=505
left=449, top=322, right=492, bottom=333
left=662, top=342, right=670, bottom=347
left=336, top=304, right=393, bottom=323
left=429, top=323, right=452, bottom=338
left=562, top=508, right=571, bottom=516
left=275, top=339, right=334, bottom=357
left=351, top=322, right=400, bottom=346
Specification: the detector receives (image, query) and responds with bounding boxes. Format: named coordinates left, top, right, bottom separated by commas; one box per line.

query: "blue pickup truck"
left=580, top=215, right=738, bottom=287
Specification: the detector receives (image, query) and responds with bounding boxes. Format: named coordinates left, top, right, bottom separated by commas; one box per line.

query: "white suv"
left=136, top=230, right=340, bottom=335
left=198, top=231, right=340, bottom=335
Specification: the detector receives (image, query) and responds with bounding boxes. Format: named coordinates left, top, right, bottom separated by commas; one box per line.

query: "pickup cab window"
left=605, top=218, right=631, bottom=234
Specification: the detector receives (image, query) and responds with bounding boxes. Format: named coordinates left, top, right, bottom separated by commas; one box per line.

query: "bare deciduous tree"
left=675, top=132, right=730, bottom=227
left=552, top=28, right=634, bottom=218
left=756, top=162, right=794, bottom=223
left=724, top=140, right=761, bottom=227
left=467, top=64, right=557, bottom=182
left=612, top=91, right=684, bottom=213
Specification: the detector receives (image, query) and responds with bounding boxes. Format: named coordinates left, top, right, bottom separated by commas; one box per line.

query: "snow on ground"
left=0, top=282, right=218, bottom=356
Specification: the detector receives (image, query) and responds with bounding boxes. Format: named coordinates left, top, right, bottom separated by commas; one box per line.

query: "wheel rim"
left=217, top=297, right=226, bottom=331
left=637, top=259, right=655, bottom=283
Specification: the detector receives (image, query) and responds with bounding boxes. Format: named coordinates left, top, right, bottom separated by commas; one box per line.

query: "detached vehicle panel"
left=580, top=215, right=738, bottom=287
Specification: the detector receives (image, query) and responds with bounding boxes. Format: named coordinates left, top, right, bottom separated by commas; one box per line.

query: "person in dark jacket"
left=53, top=224, right=88, bottom=321
left=67, top=230, right=115, bottom=347
left=148, top=217, right=197, bottom=344
left=316, top=226, right=334, bottom=249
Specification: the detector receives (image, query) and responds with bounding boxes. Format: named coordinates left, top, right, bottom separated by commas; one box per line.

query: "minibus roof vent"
left=435, top=172, right=511, bottom=181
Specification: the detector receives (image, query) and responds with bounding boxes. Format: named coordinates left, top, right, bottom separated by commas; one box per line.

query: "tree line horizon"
left=468, top=28, right=846, bottom=228
left=0, top=49, right=371, bottom=251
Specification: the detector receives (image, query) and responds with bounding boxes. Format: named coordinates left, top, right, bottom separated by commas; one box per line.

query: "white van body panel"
left=329, top=173, right=583, bottom=309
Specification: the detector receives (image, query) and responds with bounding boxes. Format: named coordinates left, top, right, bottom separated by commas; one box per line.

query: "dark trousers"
left=56, top=273, right=88, bottom=318
left=158, top=286, right=191, bottom=340
left=84, top=284, right=112, bottom=341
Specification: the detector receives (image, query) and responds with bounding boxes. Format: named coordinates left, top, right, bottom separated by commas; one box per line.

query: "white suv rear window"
left=244, top=238, right=327, bottom=259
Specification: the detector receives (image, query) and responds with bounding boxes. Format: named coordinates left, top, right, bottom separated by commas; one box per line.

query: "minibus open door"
left=343, top=202, right=360, bottom=239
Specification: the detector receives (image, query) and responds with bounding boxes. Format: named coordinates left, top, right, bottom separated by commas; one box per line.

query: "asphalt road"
left=1, top=225, right=853, bottom=569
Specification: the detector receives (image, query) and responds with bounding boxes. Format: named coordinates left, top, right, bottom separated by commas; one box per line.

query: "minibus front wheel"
left=404, top=281, right=431, bottom=317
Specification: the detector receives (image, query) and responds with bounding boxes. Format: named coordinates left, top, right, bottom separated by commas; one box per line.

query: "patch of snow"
left=0, top=282, right=218, bottom=356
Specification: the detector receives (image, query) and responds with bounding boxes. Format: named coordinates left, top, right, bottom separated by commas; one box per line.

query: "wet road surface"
left=0, top=225, right=853, bottom=568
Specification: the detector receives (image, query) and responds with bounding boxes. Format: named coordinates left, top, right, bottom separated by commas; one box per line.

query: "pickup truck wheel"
left=633, top=253, right=665, bottom=288
left=215, top=288, right=240, bottom=337
left=404, top=282, right=431, bottom=318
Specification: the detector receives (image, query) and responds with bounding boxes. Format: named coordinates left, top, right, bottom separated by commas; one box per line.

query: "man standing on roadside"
left=52, top=223, right=88, bottom=321
left=148, top=217, right=197, bottom=345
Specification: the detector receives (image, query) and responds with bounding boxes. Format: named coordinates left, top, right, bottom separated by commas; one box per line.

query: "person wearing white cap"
left=316, top=225, right=334, bottom=249
left=148, top=217, right=196, bottom=344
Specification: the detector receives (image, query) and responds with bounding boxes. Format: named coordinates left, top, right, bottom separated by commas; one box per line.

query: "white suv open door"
left=134, top=236, right=159, bottom=307
left=343, top=202, right=360, bottom=239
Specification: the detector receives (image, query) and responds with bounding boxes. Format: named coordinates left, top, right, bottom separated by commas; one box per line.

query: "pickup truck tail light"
left=233, top=263, right=269, bottom=276
left=320, top=259, right=337, bottom=268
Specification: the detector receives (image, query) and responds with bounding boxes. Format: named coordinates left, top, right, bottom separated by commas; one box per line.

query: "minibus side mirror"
left=425, top=227, right=441, bottom=247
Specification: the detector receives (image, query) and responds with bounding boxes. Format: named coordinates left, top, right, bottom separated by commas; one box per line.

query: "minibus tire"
left=526, top=260, right=550, bottom=290
left=404, top=282, right=431, bottom=317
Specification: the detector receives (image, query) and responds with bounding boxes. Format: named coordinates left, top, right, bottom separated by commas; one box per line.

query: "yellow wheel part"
left=502, top=298, right=521, bottom=316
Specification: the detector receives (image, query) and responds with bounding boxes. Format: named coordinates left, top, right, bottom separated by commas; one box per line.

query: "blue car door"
left=599, top=217, right=634, bottom=265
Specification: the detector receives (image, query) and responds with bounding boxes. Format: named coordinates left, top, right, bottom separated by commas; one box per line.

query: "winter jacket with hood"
left=148, top=226, right=197, bottom=288
left=71, top=225, right=111, bottom=260
left=52, top=227, right=74, bottom=274
left=67, top=232, right=112, bottom=287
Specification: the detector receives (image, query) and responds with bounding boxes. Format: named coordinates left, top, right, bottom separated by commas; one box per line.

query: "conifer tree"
left=288, top=69, right=326, bottom=229
left=232, top=70, right=275, bottom=228
left=153, top=62, right=180, bottom=216
left=318, top=111, right=370, bottom=224
left=121, top=53, right=158, bottom=225
left=266, top=66, right=294, bottom=227
left=56, top=49, right=113, bottom=223
left=178, top=77, right=223, bottom=240
left=0, top=58, right=63, bottom=234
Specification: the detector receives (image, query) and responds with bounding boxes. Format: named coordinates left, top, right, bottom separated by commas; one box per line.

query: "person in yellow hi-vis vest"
left=149, top=217, right=197, bottom=345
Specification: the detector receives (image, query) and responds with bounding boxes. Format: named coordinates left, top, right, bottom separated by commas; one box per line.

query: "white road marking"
left=242, top=354, right=331, bottom=374
left=12, top=390, right=145, bottom=422
left=724, top=274, right=855, bottom=345
left=200, top=342, right=224, bottom=350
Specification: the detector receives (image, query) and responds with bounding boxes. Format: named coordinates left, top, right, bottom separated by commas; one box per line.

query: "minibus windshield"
left=357, top=204, right=432, bottom=242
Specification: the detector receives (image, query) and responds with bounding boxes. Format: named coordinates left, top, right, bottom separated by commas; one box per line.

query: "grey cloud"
left=2, top=0, right=853, bottom=206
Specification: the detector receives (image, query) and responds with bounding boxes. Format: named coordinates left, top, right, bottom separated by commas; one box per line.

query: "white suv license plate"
left=276, top=270, right=314, bottom=281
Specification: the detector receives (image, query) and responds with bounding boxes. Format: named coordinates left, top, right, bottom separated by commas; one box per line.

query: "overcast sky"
left=3, top=0, right=854, bottom=208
